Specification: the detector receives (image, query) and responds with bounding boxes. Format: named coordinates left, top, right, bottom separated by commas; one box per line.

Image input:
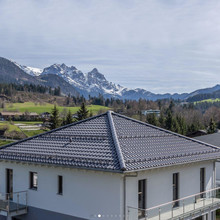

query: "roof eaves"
left=107, top=111, right=126, bottom=171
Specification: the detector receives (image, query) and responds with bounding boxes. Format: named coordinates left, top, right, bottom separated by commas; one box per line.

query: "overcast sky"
left=1, top=0, right=220, bottom=94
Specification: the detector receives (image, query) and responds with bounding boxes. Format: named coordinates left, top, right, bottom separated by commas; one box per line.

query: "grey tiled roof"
left=194, top=133, right=220, bottom=147
left=0, top=111, right=220, bottom=172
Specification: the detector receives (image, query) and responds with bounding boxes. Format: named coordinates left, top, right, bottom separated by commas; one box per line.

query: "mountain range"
left=0, top=57, right=220, bottom=101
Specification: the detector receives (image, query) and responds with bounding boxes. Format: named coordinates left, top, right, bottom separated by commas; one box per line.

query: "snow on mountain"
left=15, top=61, right=220, bottom=101
left=41, top=64, right=125, bottom=97
left=13, top=61, right=42, bottom=76
left=21, top=66, right=43, bottom=76
left=18, top=62, right=190, bottom=100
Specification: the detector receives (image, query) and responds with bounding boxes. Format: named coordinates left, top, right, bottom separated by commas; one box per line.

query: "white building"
left=0, top=111, right=219, bottom=220
left=195, top=133, right=220, bottom=187
left=141, top=110, right=160, bottom=117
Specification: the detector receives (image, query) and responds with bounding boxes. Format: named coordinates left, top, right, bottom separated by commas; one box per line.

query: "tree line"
left=0, top=83, right=61, bottom=97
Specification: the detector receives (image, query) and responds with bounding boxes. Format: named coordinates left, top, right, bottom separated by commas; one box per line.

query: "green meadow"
left=195, top=98, right=220, bottom=104
left=2, top=102, right=109, bottom=114
left=0, top=140, right=14, bottom=147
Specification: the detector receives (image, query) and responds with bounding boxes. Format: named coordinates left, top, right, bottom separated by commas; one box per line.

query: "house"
left=194, top=132, right=220, bottom=187
left=40, top=112, right=51, bottom=120
left=0, top=112, right=39, bottom=121
left=0, top=111, right=220, bottom=220
left=22, top=112, right=39, bottom=121
left=0, top=112, right=23, bottom=120
left=141, top=109, right=160, bottom=117
left=187, top=130, right=207, bottom=138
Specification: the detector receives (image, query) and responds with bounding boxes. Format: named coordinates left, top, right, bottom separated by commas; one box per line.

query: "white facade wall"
left=0, top=162, right=123, bottom=220
left=126, top=161, right=215, bottom=210
left=0, top=160, right=216, bottom=220
left=216, top=162, right=220, bottom=182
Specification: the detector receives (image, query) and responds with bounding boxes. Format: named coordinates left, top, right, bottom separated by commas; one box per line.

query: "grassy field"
left=0, top=121, right=47, bottom=138
left=195, top=98, right=220, bottom=104
left=2, top=102, right=109, bottom=114
left=0, top=140, right=14, bottom=147
left=0, top=121, right=21, bottom=132
left=23, top=129, right=47, bottom=137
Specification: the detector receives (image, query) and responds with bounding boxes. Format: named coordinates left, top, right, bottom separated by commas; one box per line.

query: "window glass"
left=58, top=175, right=63, bottom=195
left=30, top=172, right=38, bottom=190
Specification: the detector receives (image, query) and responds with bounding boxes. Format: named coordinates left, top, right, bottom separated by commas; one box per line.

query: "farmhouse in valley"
left=0, top=111, right=220, bottom=220
left=0, top=112, right=39, bottom=121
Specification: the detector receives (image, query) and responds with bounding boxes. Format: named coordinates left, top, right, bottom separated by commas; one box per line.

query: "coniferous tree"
left=76, top=103, right=89, bottom=121
left=65, top=110, right=73, bottom=125
left=50, top=105, right=61, bottom=129
left=172, top=117, right=180, bottom=133
left=159, top=113, right=165, bottom=128
left=146, top=113, right=159, bottom=126
left=176, top=115, right=187, bottom=135
left=207, top=118, right=216, bottom=134
left=165, top=111, right=174, bottom=131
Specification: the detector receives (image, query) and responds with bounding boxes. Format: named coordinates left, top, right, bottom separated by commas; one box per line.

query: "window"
left=30, top=172, right=38, bottom=190
left=138, top=179, right=146, bottom=218
left=200, top=168, right=206, bottom=198
left=58, top=175, right=63, bottom=195
left=6, top=169, right=13, bottom=200
left=173, top=173, right=179, bottom=207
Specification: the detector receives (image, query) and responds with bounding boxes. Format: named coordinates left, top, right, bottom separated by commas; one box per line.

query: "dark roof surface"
left=1, top=111, right=220, bottom=172
left=194, top=132, right=220, bottom=147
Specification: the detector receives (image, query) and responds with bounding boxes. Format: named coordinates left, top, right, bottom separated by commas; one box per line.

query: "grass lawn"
left=195, top=98, right=220, bottom=104
left=0, top=140, right=14, bottom=147
left=2, top=102, right=109, bottom=114
left=23, top=129, right=48, bottom=137
left=0, top=121, right=21, bottom=132
left=13, top=121, right=43, bottom=125
left=0, top=121, right=47, bottom=138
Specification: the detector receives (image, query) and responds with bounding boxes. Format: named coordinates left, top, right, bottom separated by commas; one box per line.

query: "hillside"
left=38, top=74, right=79, bottom=96
left=187, top=88, right=220, bottom=102
left=0, top=57, right=79, bottom=96
left=0, top=57, right=41, bottom=85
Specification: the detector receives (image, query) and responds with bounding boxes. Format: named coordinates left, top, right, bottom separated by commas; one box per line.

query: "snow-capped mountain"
left=8, top=59, right=220, bottom=101
left=39, top=63, right=190, bottom=100
left=13, top=61, right=42, bottom=76
left=41, top=64, right=124, bottom=97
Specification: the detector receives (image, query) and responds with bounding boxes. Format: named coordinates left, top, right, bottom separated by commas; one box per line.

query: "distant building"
left=0, top=112, right=23, bottom=120
left=72, top=113, right=78, bottom=119
left=194, top=132, right=220, bottom=187
left=0, top=112, right=39, bottom=120
left=187, top=129, right=207, bottom=138
left=194, top=131, right=220, bottom=147
left=40, top=112, right=51, bottom=119
left=141, top=109, right=160, bottom=117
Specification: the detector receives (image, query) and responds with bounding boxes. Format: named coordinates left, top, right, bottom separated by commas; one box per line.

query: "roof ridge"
left=111, top=112, right=220, bottom=150
left=107, top=111, right=126, bottom=171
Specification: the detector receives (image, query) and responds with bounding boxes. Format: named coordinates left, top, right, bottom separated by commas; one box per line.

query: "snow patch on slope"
left=13, top=61, right=42, bottom=76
